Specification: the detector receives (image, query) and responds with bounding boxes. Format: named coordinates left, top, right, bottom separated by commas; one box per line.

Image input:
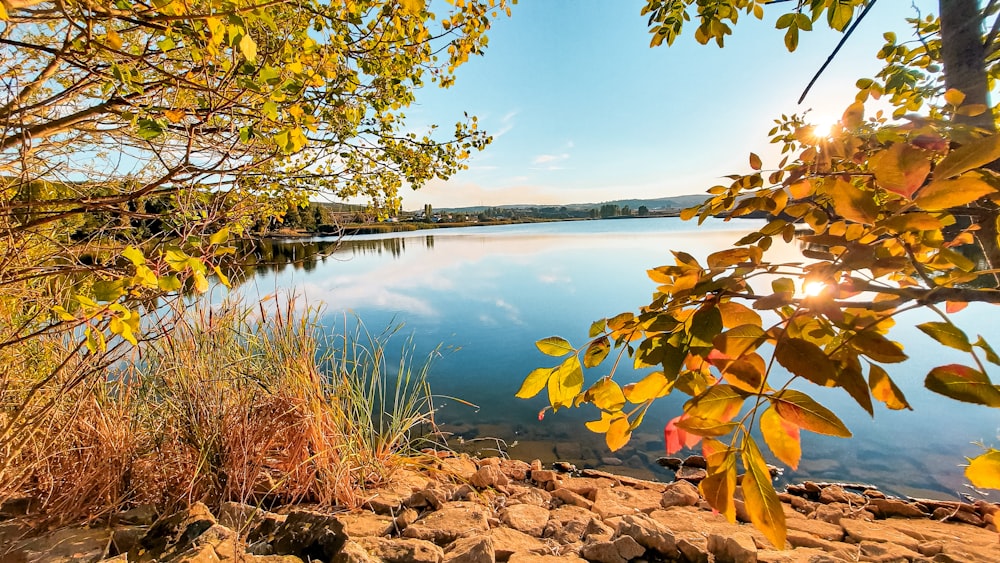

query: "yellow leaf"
left=699, top=439, right=737, bottom=522
left=868, top=364, right=911, bottom=411
left=826, top=178, right=877, bottom=224
left=164, top=109, right=185, bottom=123
left=760, top=407, right=801, bottom=469
left=943, top=88, right=966, bottom=107
left=585, top=411, right=615, bottom=433
left=0, top=3, right=8, bottom=19
left=239, top=33, right=257, bottom=62
left=935, top=134, right=1000, bottom=179
left=622, top=371, right=673, bottom=403
left=771, top=390, right=852, bottom=437
left=685, top=384, right=744, bottom=423
left=547, top=355, right=583, bottom=410
left=841, top=101, right=865, bottom=128
left=966, top=449, right=1000, bottom=490
left=193, top=270, right=209, bottom=293
left=586, top=377, right=626, bottom=412
left=516, top=367, right=552, bottom=399
left=718, top=301, right=762, bottom=329
left=400, top=0, right=424, bottom=15
left=107, top=28, right=123, bottom=50
left=605, top=416, right=631, bottom=451
left=536, top=336, right=574, bottom=357
left=741, top=437, right=787, bottom=549
left=914, top=176, right=996, bottom=211
left=870, top=144, right=931, bottom=199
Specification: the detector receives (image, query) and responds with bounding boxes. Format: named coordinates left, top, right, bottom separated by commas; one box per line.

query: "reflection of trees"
left=226, top=236, right=433, bottom=287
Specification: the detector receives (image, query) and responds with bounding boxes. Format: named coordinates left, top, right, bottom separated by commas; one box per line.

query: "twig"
left=798, top=0, right=879, bottom=104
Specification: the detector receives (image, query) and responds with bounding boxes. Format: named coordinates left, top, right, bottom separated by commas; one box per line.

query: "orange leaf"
left=841, top=101, right=865, bottom=128
left=664, top=414, right=701, bottom=455
left=946, top=301, right=968, bottom=314
left=870, top=144, right=931, bottom=199
left=750, top=152, right=762, bottom=171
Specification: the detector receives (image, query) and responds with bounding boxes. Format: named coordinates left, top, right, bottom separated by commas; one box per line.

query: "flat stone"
left=583, top=519, right=615, bottom=543
left=675, top=466, right=708, bottom=483
left=110, top=525, right=147, bottom=556
left=358, top=536, right=444, bottom=563
left=785, top=517, right=844, bottom=542
left=438, top=456, right=479, bottom=481
left=269, top=508, right=347, bottom=562
left=676, top=533, right=709, bottom=563
left=507, top=554, right=586, bottom=563
left=661, top=479, right=700, bottom=508
left=858, top=539, right=923, bottom=562
left=500, top=503, right=549, bottom=537
left=499, top=459, right=532, bottom=481
left=818, top=486, right=866, bottom=507
left=868, top=498, right=927, bottom=519
left=508, top=484, right=552, bottom=507
left=444, top=536, right=494, bottom=563
left=402, top=501, right=490, bottom=545
left=117, top=505, right=158, bottom=526
left=336, top=511, right=396, bottom=538
left=839, top=518, right=920, bottom=552
left=551, top=487, right=591, bottom=510
left=592, top=484, right=663, bottom=519
left=542, top=505, right=593, bottom=544
left=364, top=469, right=433, bottom=514
left=488, top=526, right=549, bottom=560
left=3, top=526, right=112, bottom=563
left=707, top=531, right=757, bottom=563
left=756, top=547, right=850, bottom=562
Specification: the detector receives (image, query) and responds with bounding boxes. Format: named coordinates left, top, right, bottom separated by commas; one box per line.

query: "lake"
left=234, top=217, right=1000, bottom=500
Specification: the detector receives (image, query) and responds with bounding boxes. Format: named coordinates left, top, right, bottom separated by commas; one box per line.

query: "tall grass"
left=0, top=297, right=438, bottom=524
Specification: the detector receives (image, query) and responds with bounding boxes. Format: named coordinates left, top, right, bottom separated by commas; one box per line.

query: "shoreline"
left=3, top=454, right=998, bottom=562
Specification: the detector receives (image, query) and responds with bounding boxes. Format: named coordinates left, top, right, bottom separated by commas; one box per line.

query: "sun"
left=808, top=115, right=839, bottom=139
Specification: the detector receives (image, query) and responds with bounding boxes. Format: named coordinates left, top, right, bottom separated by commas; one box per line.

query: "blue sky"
left=400, top=0, right=937, bottom=210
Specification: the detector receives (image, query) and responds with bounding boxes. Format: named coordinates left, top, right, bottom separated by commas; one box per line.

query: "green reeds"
left=0, top=296, right=439, bottom=524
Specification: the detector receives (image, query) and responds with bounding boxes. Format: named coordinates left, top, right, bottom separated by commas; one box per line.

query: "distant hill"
left=435, top=194, right=709, bottom=214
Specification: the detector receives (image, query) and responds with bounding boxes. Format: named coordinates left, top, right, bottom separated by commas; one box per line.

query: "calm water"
left=235, top=217, right=1000, bottom=500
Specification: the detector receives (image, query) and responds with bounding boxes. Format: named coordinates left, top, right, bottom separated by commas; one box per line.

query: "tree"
left=638, top=205, right=650, bottom=216
left=521, top=1, right=1000, bottom=549
left=0, top=0, right=512, bottom=495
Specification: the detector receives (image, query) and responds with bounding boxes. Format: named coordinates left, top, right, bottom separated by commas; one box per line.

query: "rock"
left=3, top=526, right=112, bottom=563
left=839, top=518, right=921, bottom=552
left=394, top=508, right=420, bottom=530
left=818, top=485, right=865, bottom=507
left=656, top=457, right=683, bottom=470
left=932, top=506, right=984, bottom=526
left=269, top=508, right=347, bottom=562
left=550, top=488, right=590, bottom=510
left=117, top=504, right=158, bottom=526
left=600, top=457, right=622, bottom=466
left=336, top=511, right=396, bottom=538
left=661, top=479, right=700, bottom=508
left=529, top=470, right=559, bottom=487
left=591, top=484, right=662, bottom=519
left=676, top=534, right=709, bottom=563
left=217, top=502, right=268, bottom=532
left=582, top=518, right=615, bottom=543
left=402, top=501, right=490, bottom=545
left=110, top=525, right=147, bottom=556
left=174, top=523, right=241, bottom=561
left=129, top=502, right=217, bottom=562
left=812, top=504, right=845, bottom=524
left=499, top=459, right=532, bottom=481
left=364, top=469, right=432, bottom=514
left=542, top=505, right=593, bottom=544
left=471, top=465, right=509, bottom=490
left=675, top=466, right=708, bottom=483
left=785, top=517, right=844, bottom=542
left=244, top=556, right=305, bottom=563
left=357, top=536, right=445, bottom=563
left=707, top=531, right=757, bottom=563
left=868, top=498, right=927, bottom=519
left=507, top=554, right=586, bottom=563
left=0, top=497, right=38, bottom=519
left=444, top=536, right=494, bottom=563
left=579, top=535, right=645, bottom=563
left=332, top=540, right=378, bottom=563
left=488, top=526, right=549, bottom=560
left=683, top=455, right=707, bottom=469
left=409, top=484, right=454, bottom=510
left=439, top=455, right=479, bottom=481
left=552, top=461, right=577, bottom=473
left=858, top=539, right=923, bottom=562
left=508, top=485, right=551, bottom=508
left=500, top=504, right=549, bottom=537
left=610, top=513, right=677, bottom=556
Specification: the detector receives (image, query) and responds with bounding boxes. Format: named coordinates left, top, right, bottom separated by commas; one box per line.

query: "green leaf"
left=122, top=245, right=145, bottom=266
left=209, top=227, right=231, bottom=245
left=924, top=364, right=1000, bottom=407
left=771, top=390, right=852, bottom=437
left=774, top=338, right=837, bottom=385
left=158, top=275, right=182, bottom=292
left=92, top=280, right=124, bottom=302
left=588, top=319, right=607, bottom=337
left=917, top=322, right=972, bottom=352
left=536, top=336, right=574, bottom=357
left=137, top=118, right=164, bottom=140
left=868, top=364, right=912, bottom=411
left=935, top=134, right=1000, bottom=179
left=584, top=336, right=611, bottom=368
left=974, top=336, right=1000, bottom=366
left=548, top=355, right=584, bottom=410
left=966, top=449, right=1000, bottom=490
left=689, top=305, right=722, bottom=348
left=849, top=331, right=908, bottom=363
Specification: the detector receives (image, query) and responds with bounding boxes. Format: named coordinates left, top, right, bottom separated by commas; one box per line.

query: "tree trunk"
left=939, top=0, right=992, bottom=130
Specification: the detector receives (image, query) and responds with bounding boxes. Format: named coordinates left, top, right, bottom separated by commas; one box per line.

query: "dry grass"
left=0, top=297, right=438, bottom=525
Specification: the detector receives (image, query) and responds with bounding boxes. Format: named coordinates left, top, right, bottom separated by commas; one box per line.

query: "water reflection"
left=233, top=218, right=1000, bottom=500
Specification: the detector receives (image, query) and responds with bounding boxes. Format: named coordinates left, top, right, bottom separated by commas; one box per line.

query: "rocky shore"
left=2, top=454, right=998, bottom=562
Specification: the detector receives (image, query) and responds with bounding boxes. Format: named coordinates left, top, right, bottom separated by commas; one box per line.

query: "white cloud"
left=532, top=153, right=570, bottom=165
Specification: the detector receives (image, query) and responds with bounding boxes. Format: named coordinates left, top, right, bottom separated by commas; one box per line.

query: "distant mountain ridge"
left=433, top=194, right=709, bottom=214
